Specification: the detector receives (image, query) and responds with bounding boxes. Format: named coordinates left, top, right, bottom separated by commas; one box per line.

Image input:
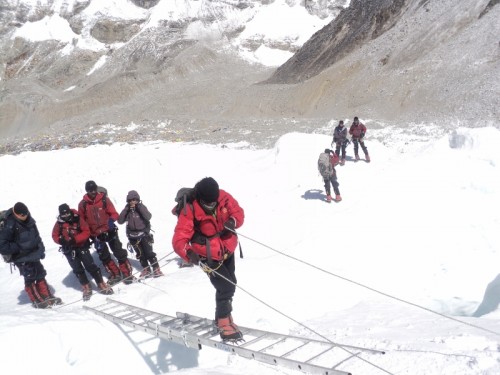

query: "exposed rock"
left=130, top=0, right=161, bottom=9
left=479, top=0, right=499, bottom=18
left=90, top=18, right=145, bottom=44
left=266, top=0, right=409, bottom=83
left=0, top=0, right=498, bottom=153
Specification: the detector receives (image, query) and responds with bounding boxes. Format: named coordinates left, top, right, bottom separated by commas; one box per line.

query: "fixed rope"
left=54, top=252, right=176, bottom=309
left=200, top=261, right=393, bottom=375
left=233, top=230, right=500, bottom=338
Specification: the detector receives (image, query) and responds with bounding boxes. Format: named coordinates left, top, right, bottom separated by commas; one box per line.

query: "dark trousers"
left=208, top=253, right=237, bottom=319
left=129, top=234, right=156, bottom=268
left=16, top=261, right=47, bottom=285
left=64, top=247, right=103, bottom=285
left=352, top=138, right=368, bottom=156
left=324, top=176, right=340, bottom=196
left=335, top=141, right=347, bottom=160
left=93, top=228, right=128, bottom=263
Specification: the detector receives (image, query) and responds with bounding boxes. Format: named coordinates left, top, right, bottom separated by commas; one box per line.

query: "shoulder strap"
left=102, top=193, right=107, bottom=209
left=82, top=193, right=107, bottom=212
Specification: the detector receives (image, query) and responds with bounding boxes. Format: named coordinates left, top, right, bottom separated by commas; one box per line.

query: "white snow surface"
left=0, top=126, right=499, bottom=375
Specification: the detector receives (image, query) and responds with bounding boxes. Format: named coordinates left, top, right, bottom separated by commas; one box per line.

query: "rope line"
left=234, top=230, right=500, bottom=337
left=54, top=252, right=176, bottom=309
left=201, top=262, right=393, bottom=375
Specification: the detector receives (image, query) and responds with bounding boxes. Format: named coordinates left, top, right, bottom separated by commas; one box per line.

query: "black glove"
left=97, top=232, right=109, bottom=242
left=223, top=218, right=236, bottom=231
left=60, top=236, right=76, bottom=247
left=360, top=132, right=365, bottom=139
left=186, top=249, right=200, bottom=265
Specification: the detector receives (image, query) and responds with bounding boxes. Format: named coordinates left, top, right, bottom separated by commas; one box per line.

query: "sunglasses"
left=61, top=212, right=72, bottom=218
left=200, top=200, right=217, bottom=210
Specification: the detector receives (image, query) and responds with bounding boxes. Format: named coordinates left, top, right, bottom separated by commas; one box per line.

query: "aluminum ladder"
left=83, top=298, right=384, bottom=375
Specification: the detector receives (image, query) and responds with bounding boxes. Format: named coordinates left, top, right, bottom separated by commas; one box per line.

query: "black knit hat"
left=195, top=177, right=220, bottom=203
left=58, top=203, right=71, bottom=215
left=13, top=202, right=29, bottom=216
left=85, top=180, right=98, bottom=192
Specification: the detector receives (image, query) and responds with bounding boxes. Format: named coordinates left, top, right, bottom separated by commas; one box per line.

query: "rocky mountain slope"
left=0, top=0, right=498, bottom=153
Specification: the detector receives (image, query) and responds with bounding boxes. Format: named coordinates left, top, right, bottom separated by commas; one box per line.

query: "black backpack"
left=173, top=187, right=196, bottom=216
left=0, top=210, right=13, bottom=263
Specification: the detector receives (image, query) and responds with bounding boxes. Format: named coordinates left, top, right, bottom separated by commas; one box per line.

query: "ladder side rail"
left=85, top=305, right=350, bottom=375
left=208, top=340, right=350, bottom=375
left=176, top=311, right=382, bottom=354
left=238, top=332, right=269, bottom=348
left=86, top=305, right=201, bottom=350
left=106, top=298, right=174, bottom=318
left=304, top=344, right=338, bottom=363
left=332, top=352, right=363, bottom=371
left=280, top=340, right=311, bottom=358
left=257, top=337, right=292, bottom=353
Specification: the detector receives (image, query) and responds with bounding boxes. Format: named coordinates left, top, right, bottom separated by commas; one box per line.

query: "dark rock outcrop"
left=130, top=0, right=161, bottom=9
left=266, top=0, right=408, bottom=84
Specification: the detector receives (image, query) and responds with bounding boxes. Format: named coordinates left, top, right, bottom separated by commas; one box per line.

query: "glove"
left=60, top=236, right=76, bottom=247
left=223, top=218, right=236, bottom=232
left=40, top=252, right=45, bottom=260
left=360, top=132, right=365, bottom=139
left=108, top=218, right=116, bottom=230
left=97, top=232, right=109, bottom=242
left=186, top=249, right=200, bottom=265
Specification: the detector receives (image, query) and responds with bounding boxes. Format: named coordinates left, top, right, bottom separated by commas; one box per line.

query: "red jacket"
left=330, top=153, right=340, bottom=167
left=172, top=189, right=244, bottom=262
left=78, top=192, right=119, bottom=237
left=51, top=209, right=91, bottom=247
left=349, top=122, right=367, bottom=139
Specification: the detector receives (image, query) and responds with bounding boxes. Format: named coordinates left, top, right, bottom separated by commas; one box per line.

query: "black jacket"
left=0, top=209, right=45, bottom=263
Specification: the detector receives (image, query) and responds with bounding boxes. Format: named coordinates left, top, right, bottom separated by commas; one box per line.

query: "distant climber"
left=349, top=116, right=370, bottom=162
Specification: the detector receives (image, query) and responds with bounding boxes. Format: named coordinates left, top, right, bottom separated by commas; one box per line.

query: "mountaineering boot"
left=119, top=259, right=136, bottom=285
left=151, top=259, right=164, bottom=277
left=340, top=158, right=345, bottom=166
left=326, top=194, right=332, bottom=202
left=355, top=153, right=360, bottom=161
left=140, top=266, right=152, bottom=278
left=365, top=154, right=370, bottom=162
left=104, top=259, right=122, bottom=286
left=36, top=278, right=62, bottom=305
left=82, top=283, right=92, bottom=301
left=217, top=314, right=243, bottom=341
left=335, top=195, right=342, bottom=202
left=25, top=284, right=51, bottom=309
left=152, top=266, right=164, bottom=277
left=98, top=282, right=114, bottom=295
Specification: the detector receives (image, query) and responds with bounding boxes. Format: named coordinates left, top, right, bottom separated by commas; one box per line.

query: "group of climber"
left=0, top=177, right=245, bottom=341
left=0, top=180, right=163, bottom=308
left=318, top=116, right=370, bottom=203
